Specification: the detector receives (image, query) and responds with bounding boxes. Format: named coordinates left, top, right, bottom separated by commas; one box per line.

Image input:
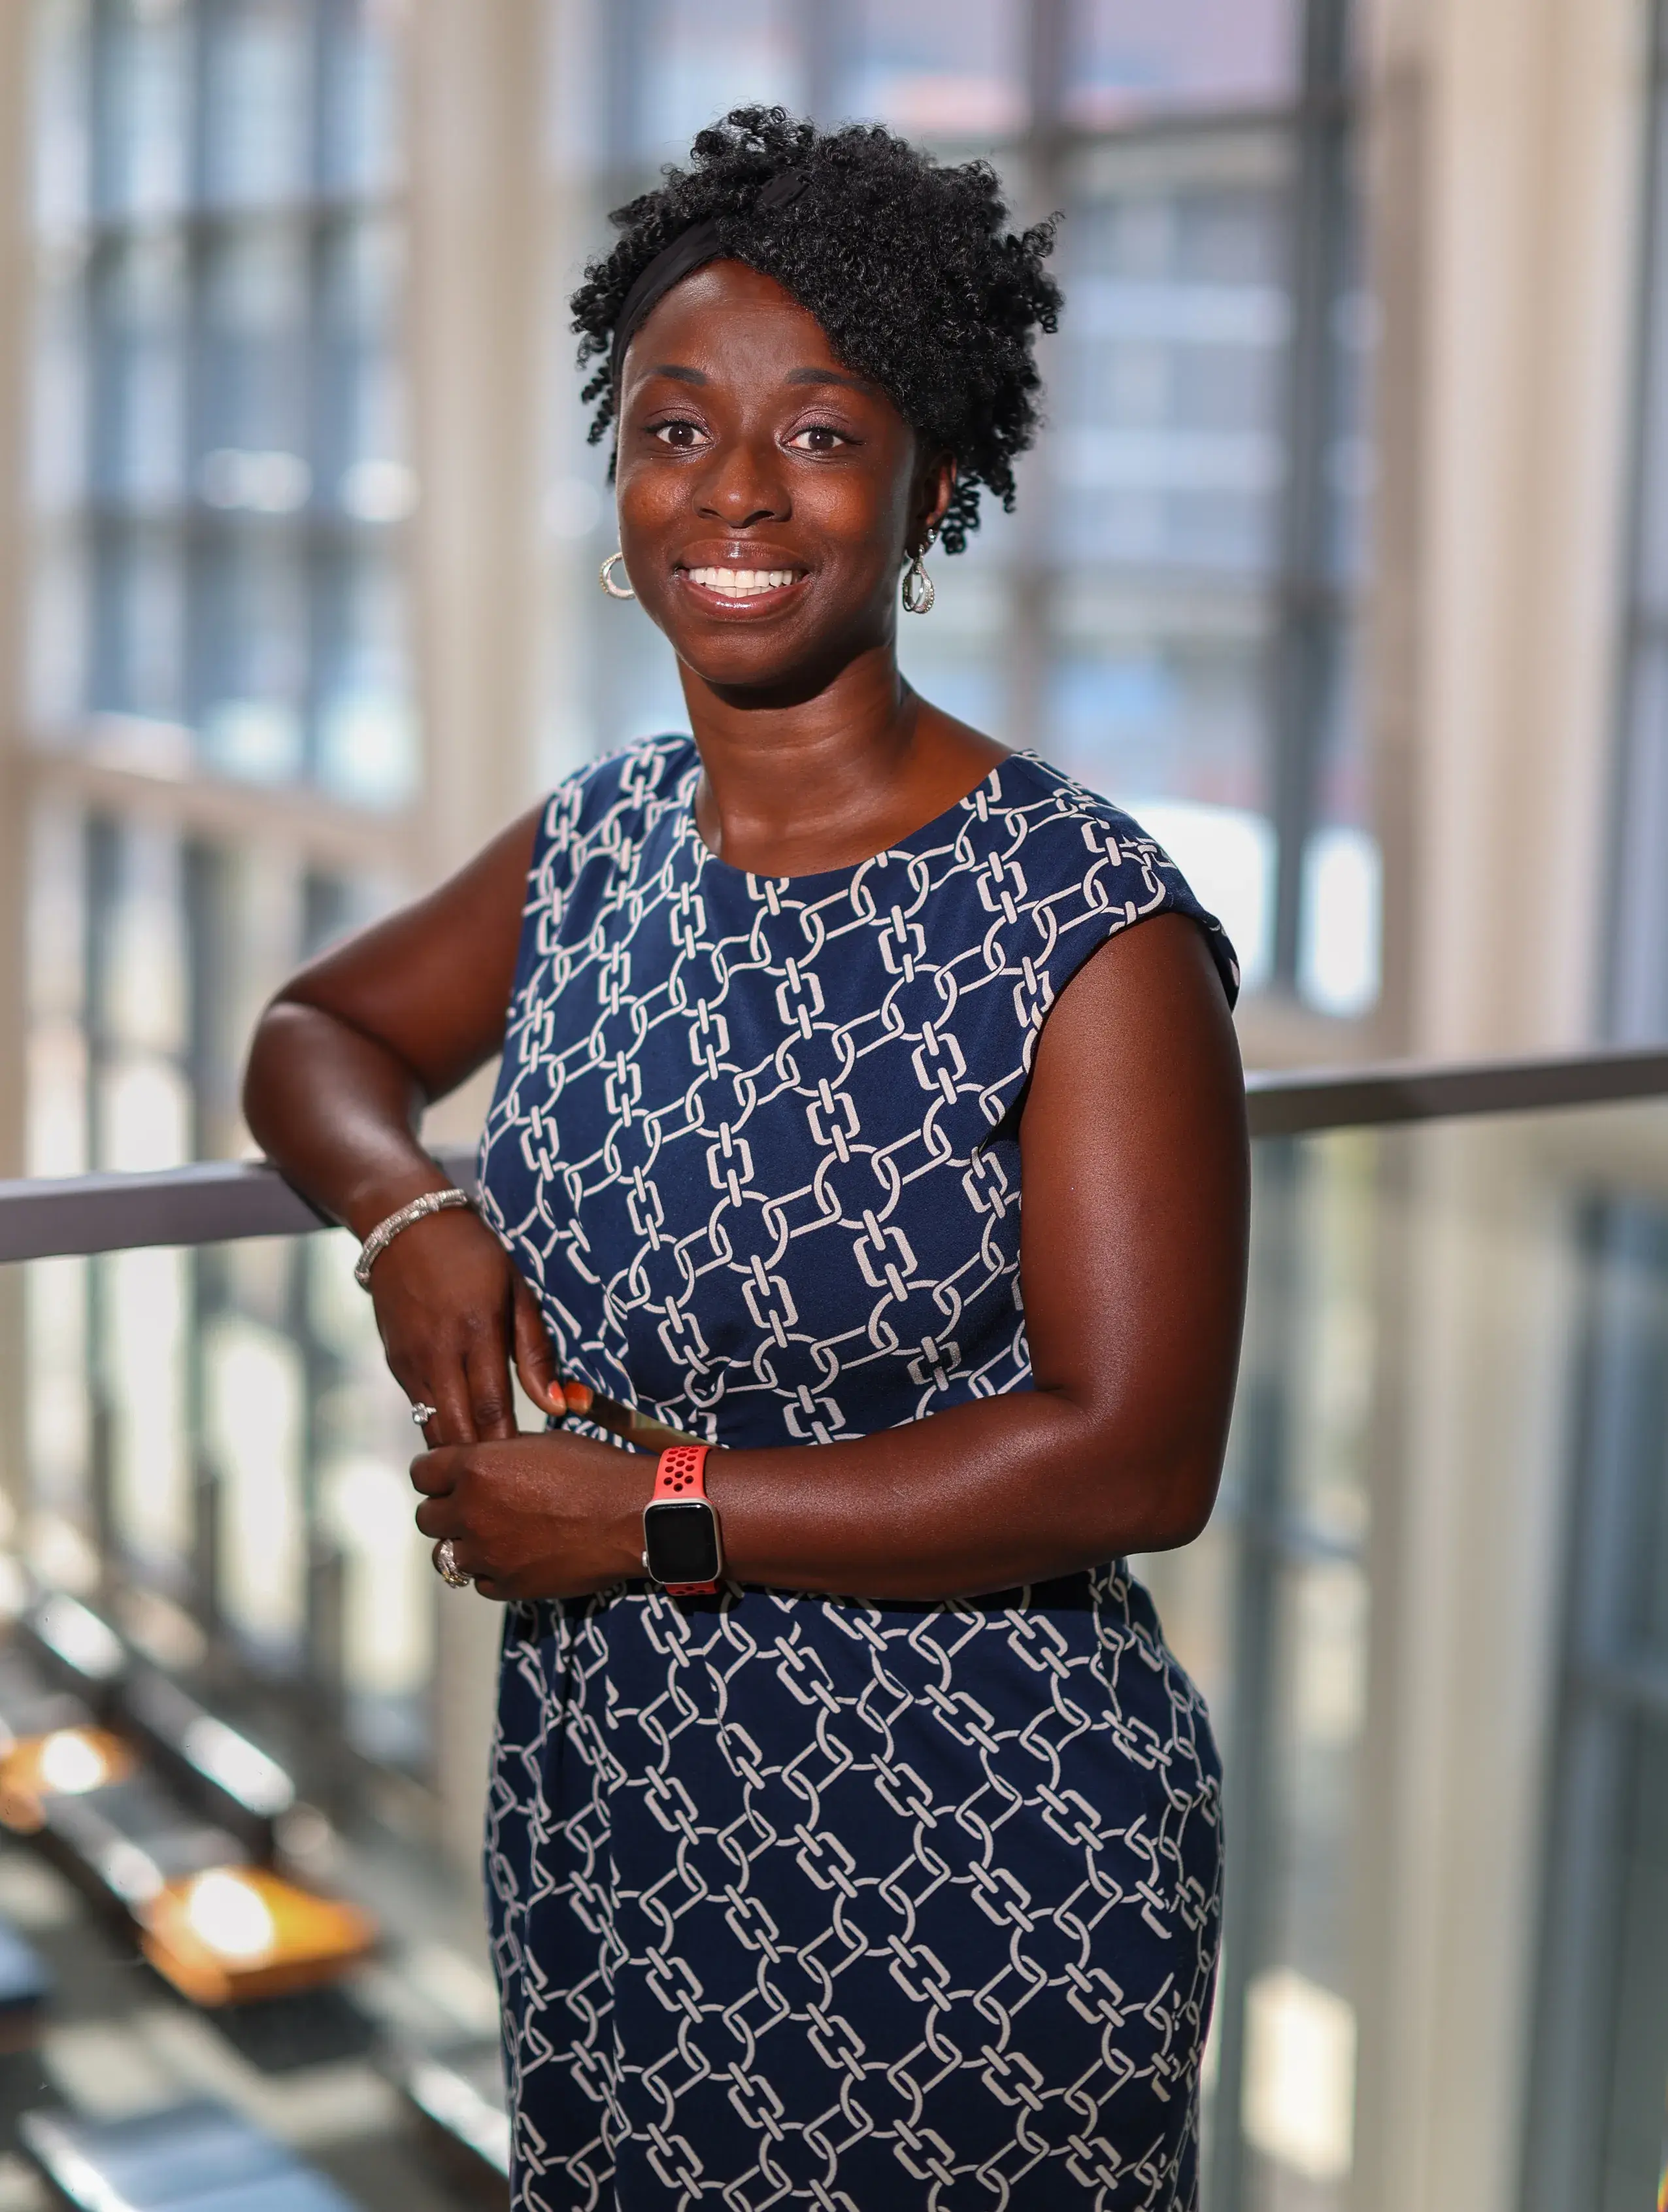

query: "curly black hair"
left=571, top=107, right=1062, bottom=556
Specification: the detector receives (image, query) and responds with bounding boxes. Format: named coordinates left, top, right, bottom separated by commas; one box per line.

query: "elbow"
left=1139, top=1476, right=1219, bottom=1553
left=1080, top=1431, right=1226, bottom=1557
left=241, top=994, right=305, bottom=1135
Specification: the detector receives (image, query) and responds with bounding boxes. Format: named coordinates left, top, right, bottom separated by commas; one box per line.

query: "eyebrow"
left=784, top=367, right=874, bottom=394
left=639, top=363, right=874, bottom=395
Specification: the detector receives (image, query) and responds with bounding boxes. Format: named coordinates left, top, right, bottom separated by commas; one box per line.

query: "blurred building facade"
left=1, top=4, right=1667, bottom=2211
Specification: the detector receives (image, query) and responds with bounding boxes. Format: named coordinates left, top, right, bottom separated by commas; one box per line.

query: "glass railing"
left=1, top=1050, right=1667, bottom=2210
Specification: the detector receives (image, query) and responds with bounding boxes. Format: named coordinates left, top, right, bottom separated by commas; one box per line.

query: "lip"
left=675, top=569, right=809, bottom=618
left=670, top=541, right=809, bottom=619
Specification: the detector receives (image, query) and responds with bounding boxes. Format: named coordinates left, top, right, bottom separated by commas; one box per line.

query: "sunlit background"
left=3, top=3, right=1668, bottom=2209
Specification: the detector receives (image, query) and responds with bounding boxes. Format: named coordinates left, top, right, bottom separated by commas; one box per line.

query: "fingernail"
left=563, top=1381, right=593, bottom=1415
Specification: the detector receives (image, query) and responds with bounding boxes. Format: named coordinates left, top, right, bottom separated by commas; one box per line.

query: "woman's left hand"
left=410, top=1430, right=647, bottom=1601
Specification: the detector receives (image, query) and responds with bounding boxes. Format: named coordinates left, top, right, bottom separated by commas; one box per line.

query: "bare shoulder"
left=1031, top=913, right=1245, bottom=1133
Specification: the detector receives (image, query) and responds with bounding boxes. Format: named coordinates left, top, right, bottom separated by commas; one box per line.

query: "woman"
left=246, top=109, right=1247, bottom=2212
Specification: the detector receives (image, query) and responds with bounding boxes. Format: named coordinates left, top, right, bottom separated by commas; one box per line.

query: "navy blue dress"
left=476, top=735, right=1239, bottom=2211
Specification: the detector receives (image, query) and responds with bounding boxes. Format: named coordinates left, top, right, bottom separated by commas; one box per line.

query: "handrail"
left=1, top=1047, right=1665, bottom=1265
left=1242, top=1044, right=1668, bottom=1135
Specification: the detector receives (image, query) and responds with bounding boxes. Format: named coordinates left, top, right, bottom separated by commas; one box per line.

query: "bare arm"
left=242, top=805, right=565, bottom=1443
left=412, top=913, right=1249, bottom=1599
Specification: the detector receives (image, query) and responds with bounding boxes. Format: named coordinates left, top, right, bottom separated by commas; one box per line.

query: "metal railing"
left=1, top=1040, right=1666, bottom=2212
left=1, top=1046, right=1666, bottom=1264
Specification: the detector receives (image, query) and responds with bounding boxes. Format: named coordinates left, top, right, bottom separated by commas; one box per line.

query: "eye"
left=787, top=423, right=853, bottom=454
left=649, top=418, right=710, bottom=449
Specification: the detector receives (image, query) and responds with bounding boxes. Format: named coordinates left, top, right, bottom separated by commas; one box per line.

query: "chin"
left=671, top=633, right=814, bottom=693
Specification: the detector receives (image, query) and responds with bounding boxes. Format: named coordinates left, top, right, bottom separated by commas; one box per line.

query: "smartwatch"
left=641, top=1445, right=723, bottom=1596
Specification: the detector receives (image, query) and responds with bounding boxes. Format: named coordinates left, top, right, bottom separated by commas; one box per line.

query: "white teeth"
left=686, top=566, right=798, bottom=596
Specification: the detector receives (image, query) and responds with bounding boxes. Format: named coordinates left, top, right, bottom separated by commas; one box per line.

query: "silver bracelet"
left=354, top=1188, right=473, bottom=1289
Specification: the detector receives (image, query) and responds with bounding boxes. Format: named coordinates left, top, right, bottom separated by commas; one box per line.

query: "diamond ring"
left=410, top=1401, right=438, bottom=1427
left=433, top=1539, right=472, bottom=1590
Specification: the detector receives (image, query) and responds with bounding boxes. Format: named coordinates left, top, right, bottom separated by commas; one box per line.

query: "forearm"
left=243, top=999, right=452, bottom=1237
left=579, top=1388, right=1223, bottom=1602
left=720, top=1399, right=1215, bottom=1598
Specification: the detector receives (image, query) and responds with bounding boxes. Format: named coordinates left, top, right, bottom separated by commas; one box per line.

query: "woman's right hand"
left=365, top=1205, right=565, bottom=1444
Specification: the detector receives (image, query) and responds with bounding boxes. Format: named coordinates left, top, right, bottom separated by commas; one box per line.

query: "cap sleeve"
left=954, top=760, right=1240, bottom=1137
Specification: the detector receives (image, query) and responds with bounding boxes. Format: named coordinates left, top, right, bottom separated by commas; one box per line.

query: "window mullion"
left=1269, top=0, right=1352, bottom=992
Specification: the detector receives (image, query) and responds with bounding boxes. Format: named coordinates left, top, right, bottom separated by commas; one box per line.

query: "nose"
left=693, top=435, right=790, bottom=530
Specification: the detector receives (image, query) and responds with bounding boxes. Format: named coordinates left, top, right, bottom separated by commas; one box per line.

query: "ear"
left=912, top=450, right=957, bottom=552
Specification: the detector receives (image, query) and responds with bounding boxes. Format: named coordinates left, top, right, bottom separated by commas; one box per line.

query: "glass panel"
left=319, top=0, right=407, bottom=193
left=13, top=1231, right=435, bottom=1766
left=32, top=243, right=90, bottom=516
left=1324, top=227, right=1377, bottom=592
left=194, top=222, right=310, bottom=474
left=1048, top=586, right=1275, bottom=986
left=1055, top=134, right=1292, bottom=577
left=1611, top=42, right=1668, bottom=1042
left=200, top=0, right=315, bottom=207
left=1138, top=1099, right=1668, bottom=2207
left=28, top=0, right=414, bottom=807
left=103, top=1244, right=193, bottom=1572
left=1298, top=628, right=1381, bottom=1018
left=895, top=569, right=1014, bottom=745
left=91, top=229, right=190, bottom=505
left=33, top=0, right=92, bottom=232
left=1632, top=60, right=1668, bottom=624
left=623, top=0, right=805, bottom=169
left=316, top=213, right=410, bottom=512
left=93, top=0, right=193, bottom=220
left=27, top=527, right=90, bottom=730
left=313, top=541, right=418, bottom=805
left=831, top=0, right=1029, bottom=142
left=87, top=520, right=187, bottom=724
left=1063, top=0, right=1300, bottom=127
left=191, top=523, right=308, bottom=782
left=1587, top=1711, right=1668, bottom=2212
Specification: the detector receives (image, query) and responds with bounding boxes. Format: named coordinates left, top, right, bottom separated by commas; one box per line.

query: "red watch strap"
left=649, top=1445, right=718, bottom=1595
left=651, top=1443, right=710, bottom=1504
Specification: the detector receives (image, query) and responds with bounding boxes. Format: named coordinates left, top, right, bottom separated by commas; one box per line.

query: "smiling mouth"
left=678, top=564, right=805, bottom=599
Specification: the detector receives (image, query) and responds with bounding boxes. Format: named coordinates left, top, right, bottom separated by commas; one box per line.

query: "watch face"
left=644, top=1500, right=720, bottom=1584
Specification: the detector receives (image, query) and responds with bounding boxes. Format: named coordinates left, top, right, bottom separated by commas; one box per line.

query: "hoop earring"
left=901, top=548, right=935, bottom=616
left=599, top=551, right=635, bottom=600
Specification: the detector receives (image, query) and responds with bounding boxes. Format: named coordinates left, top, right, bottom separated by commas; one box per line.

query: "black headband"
left=609, top=169, right=809, bottom=396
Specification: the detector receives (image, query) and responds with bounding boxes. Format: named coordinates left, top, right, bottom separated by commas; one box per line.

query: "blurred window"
left=1610, top=3, right=1668, bottom=1042
left=1524, top=1198, right=1668, bottom=2210
left=1063, top=0, right=1300, bottom=126
left=29, top=0, right=417, bottom=809
left=548, top=0, right=1376, bottom=1015
left=1531, top=18, right=1668, bottom=2200
left=22, top=0, right=425, bottom=1769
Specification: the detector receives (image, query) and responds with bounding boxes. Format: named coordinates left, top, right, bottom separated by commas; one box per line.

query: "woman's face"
left=614, top=260, right=951, bottom=695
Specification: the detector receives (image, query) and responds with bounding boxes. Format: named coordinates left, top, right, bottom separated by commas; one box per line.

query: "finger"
left=511, top=1278, right=565, bottom=1420
left=414, top=1494, right=459, bottom=1541
left=395, top=1354, right=477, bottom=1449
left=409, top=1446, right=465, bottom=1497
left=463, top=1324, right=518, bottom=1443
left=430, top=1536, right=486, bottom=1590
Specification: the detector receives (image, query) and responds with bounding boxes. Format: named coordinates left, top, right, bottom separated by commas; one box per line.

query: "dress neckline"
left=675, top=739, right=1031, bottom=890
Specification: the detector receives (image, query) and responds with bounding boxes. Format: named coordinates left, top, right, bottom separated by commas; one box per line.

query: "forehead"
left=623, top=260, right=860, bottom=384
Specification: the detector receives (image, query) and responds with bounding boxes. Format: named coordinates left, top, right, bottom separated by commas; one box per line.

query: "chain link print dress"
left=476, top=735, right=1240, bottom=2211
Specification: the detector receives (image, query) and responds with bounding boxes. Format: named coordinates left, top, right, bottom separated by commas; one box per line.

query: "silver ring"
left=410, top=1401, right=438, bottom=1426
left=433, top=1539, right=472, bottom=1590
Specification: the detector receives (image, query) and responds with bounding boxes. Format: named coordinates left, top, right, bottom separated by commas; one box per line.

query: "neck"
left=682, top=642, right=928, bottom=875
